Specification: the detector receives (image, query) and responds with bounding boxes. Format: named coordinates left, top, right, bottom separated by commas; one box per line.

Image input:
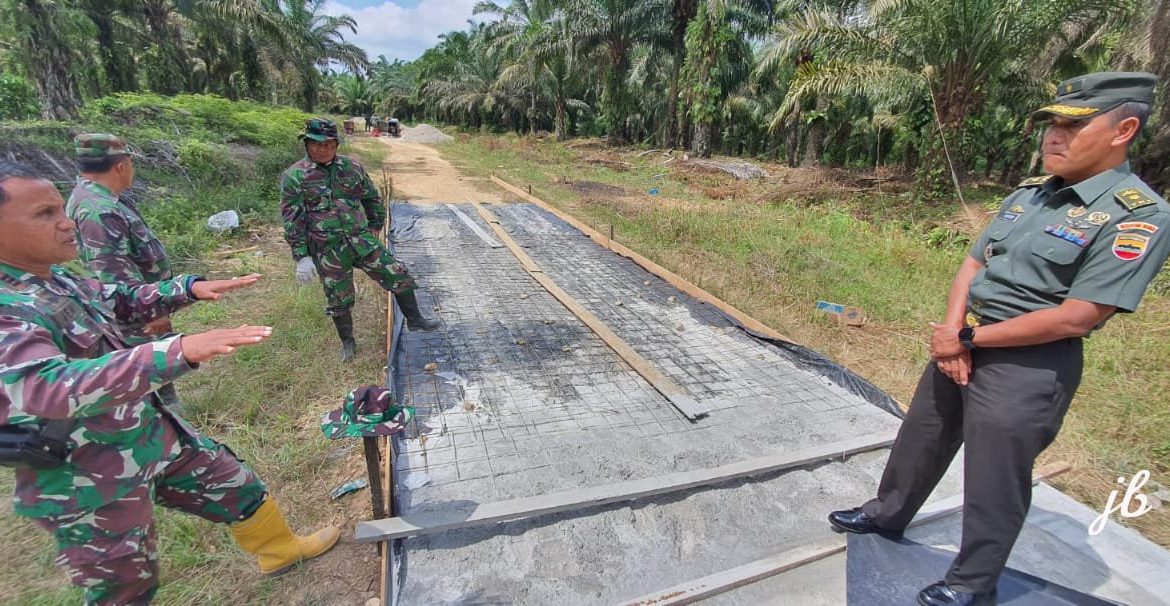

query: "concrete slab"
left=384, top=202, right=931, bottom=604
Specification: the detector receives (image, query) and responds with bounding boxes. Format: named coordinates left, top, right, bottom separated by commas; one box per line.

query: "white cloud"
left=324, top=0, right=483, bottom=63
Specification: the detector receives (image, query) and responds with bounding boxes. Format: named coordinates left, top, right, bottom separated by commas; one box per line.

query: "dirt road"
left=372, top=136, right=503, bottom=203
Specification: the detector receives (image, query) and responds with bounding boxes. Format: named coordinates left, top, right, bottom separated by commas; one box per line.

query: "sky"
left=324, top=0, right=487, bottom=63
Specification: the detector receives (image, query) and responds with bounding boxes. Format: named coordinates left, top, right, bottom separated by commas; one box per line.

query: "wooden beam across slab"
left=445, top=204, right=503, bottom=248
left=613, top=462, right=1074, bottom=606
left=353, top=431, right=897, bottom=543
left=469, top=202, right=712, bottom=421
left=489, top=175, right=796, bottom=344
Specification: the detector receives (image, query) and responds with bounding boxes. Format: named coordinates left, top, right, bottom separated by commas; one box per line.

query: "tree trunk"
left=22, top=0, right=83, bottom=119
left=604, top=46, right=632, bottom=144
left=665, top=0, right=698, bottom=148
left=802, top=97, right=826, bottom=166
left=142, top=0, right=190, bottom=94
left=554, top=97, right=568, bottom=141
left=785, top=118, right=800, bottom=168
left=86, top=5, right=136, bottom=93
left=692, top=121, right=713, bottom=158
left=1135, top=0, right=1170, bottom=193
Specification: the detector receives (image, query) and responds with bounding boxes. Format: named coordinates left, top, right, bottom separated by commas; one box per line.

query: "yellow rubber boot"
left=230, top=497, right=340, bottom=574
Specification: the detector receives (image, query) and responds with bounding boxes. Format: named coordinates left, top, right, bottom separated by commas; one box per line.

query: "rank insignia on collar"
left=1113, top=233, right=1150, bottom=261
left=1019, top=175, right=1053, bottom=187
left=1117, top=221, right=1159, bottom=234
left=1010, top=205, right=1025, bottom=213
left=1115, top=188, right=1155, bottom=211
left=1087, top=212, right=1111, bottom=226
left=1067, top=206, right=1087, bottom=218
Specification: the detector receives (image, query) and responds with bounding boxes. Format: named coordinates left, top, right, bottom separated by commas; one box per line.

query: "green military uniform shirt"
left=67, top=178, right=173, bottom=285
left=968, top=162, right=1170, bottom=323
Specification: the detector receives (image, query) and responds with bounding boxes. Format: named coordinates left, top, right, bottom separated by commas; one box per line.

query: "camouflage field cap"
left=321, top=386, right=414, bottom=439
left=74, top=133, right=137, bottom=159
left=1032, top=72, right=1157, bottom=121
left=301, top=118, right=340, bottom=142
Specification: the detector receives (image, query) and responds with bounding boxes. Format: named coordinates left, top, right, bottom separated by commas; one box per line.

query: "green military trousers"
left=860, top=337, right=1083, bottom=594
left=32, top=421, right=267, bottom=606
left=310, top=231, right=416, bottom=317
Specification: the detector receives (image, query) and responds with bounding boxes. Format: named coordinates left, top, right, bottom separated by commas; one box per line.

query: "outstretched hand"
left=191, top=274, right=262, bottom=301
left=180, top=325, right=272, bottom=364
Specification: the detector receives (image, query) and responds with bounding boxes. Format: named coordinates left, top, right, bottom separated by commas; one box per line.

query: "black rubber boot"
left=394, top=291, right=440, bottom=331
left=331, top=313, right=357, bottom=362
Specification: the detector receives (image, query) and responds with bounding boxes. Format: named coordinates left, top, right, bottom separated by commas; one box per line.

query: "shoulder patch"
left=1018, top=175, right=1053, bottom=187
left=1115, top=188, right=1156, bottom=212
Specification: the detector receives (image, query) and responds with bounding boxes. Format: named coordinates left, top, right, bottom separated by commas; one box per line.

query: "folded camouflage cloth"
left=321, top=386, right=413, bottom=439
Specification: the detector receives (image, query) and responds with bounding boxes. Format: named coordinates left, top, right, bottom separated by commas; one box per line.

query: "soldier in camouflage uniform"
left=66, top=133, right=182, bottom=408
left=0, top=162, right=339, bottom=605
left=280, top=117, right=438, bottom=362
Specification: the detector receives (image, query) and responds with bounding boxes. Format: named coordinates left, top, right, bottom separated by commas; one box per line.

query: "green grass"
left=443, top=131, right=1170, bottom=546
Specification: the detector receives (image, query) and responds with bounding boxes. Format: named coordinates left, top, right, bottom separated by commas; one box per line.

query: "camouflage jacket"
left=279, top=155, right=385, bottom=260
left=0, top=262, right=199, bottom=519
left=67, top=178, right=173, bottom=285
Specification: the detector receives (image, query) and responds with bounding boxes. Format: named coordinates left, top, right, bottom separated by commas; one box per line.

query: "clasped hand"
left=928, top=322, right=970, bottom=386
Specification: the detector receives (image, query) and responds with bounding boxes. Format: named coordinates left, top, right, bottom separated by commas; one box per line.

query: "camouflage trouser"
left=311, top=231, right=416, bottom=317
left=32, top=431, right=267, bottom=606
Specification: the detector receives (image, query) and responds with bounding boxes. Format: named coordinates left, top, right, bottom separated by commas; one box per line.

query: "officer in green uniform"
left=66, top=133, right=183, bottom=408
left=280, top=118, right=438, bottom=362
left=828, top=72, right=1170, bottom=606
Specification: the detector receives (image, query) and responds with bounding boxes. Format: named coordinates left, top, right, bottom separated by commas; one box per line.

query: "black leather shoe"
left=827, top=507, right=903, bottom=539
left=917, top=581, right=996, bottom=606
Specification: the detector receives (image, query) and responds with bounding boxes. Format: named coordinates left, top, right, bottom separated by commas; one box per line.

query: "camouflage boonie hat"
left=301, top=118, right=340, bottom=142
left=74, top=133, right=138, bottom=159
left=321, top=386, right=414, bottom=439
left=1032, top=72, right=1157, bottom=121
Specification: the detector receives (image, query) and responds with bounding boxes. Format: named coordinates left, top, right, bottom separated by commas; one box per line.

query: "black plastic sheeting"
left=846, top=533, right=1121, bottom=605
left=740, top=324, right=905, bottom=420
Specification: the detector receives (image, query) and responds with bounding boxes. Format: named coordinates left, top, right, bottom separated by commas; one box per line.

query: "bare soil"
left=371, top=135, right=503, bottom=203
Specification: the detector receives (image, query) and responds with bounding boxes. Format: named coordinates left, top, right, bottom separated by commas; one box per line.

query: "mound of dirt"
left=399, top=124, right=454, bottom=144
left=0, top=140, right=74, bottom=183
left=567, top=180, right=628, bottom=197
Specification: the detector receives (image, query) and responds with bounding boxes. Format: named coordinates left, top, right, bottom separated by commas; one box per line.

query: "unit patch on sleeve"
left=1112, top=233, right=1150, bottom=261
left=1117, top=221, right=1159, bottom=234
left=1115, top=188, right=1156, bottom=211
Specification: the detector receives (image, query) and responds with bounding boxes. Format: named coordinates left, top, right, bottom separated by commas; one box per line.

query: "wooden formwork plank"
left=469, top=202, right=711, bottom=420
left=353, top=431, right=896, bottom=543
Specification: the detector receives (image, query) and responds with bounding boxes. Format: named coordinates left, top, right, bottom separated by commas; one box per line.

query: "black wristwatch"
left=958, top=326, right=977, bottom=350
